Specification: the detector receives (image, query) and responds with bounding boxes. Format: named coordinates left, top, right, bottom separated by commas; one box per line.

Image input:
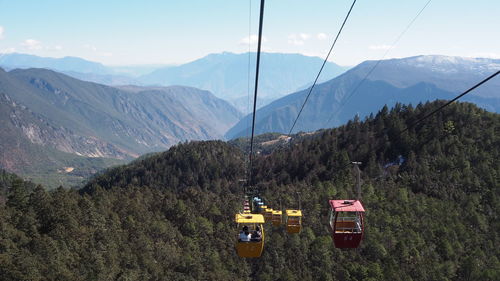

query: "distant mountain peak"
left=226, top=54, right=500, bottom=139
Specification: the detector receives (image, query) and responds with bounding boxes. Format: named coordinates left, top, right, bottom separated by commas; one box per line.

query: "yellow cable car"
left=260, top=205, right=268, bottom=214
left=272, top=210, right=282, bottom=226
left=286, top=209, right=302, bottom=233
left=264, top=208, right=273, bottom=222
left=235, top=213, right=265, bottom=258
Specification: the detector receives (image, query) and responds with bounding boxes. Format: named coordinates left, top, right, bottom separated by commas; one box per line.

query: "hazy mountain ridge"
left=140, top=52, right=348, bottom=111
left=0, top=53, right=110, bottom=74
left=0, top=53, right=161, bottom=86
left=226, top=55, right=500, bottom=139
left=352, top=55, right=500, bottom=98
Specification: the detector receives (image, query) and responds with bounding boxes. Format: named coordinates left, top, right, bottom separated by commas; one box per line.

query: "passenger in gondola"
left=239, top=226, right=251, bottom=242
left=251, top=226, right=261, bottom=242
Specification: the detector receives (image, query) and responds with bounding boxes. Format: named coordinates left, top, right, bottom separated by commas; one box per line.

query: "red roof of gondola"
left=329, top=200, right=365, bottom=212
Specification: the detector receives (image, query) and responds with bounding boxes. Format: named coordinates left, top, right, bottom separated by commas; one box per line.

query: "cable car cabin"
left=243, top=201, right=251, bottom=213
left=256, top=202, right=264, bottom=213
left=285, top=209, right=302, bottom=233
left=328, top=200, right=365, bottom=248
left=235, top=213, right=265, bottom=258
left=253, top=198, right=262, bottom=212
left=264, top=208, right=273, bottom=222
left=260, top=205, right=268, bottom=214
left=272, top=210, right=282, bottom=226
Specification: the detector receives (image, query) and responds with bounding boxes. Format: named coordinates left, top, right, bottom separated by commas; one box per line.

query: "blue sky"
left=0, top=0, right=498, bottom=66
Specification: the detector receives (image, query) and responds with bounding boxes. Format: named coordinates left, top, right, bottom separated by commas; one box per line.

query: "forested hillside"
left=1, top=101, right=499, bottom=281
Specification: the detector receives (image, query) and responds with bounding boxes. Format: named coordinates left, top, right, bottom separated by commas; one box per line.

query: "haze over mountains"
left=226, top=55, right=500, bottom=139
left=0, top=52, right=348, bottom=112
left=140, top=52, right=348, bottom=111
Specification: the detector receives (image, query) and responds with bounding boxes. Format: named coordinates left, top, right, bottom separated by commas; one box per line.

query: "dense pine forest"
left=1, top=101, right=499, bottom=281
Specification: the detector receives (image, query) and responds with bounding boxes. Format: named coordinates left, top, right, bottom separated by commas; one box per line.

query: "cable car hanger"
left=328, top=161, right=366, bottom=248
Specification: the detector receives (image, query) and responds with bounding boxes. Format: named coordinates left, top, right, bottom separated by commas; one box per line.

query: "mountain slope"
left=1, top=67, right=241, bottom=154
left=140, top=52, right=348, bottom=111
left=350, top=55, right=500, bottom=98
left=0, top=68, right=241, bottom=186
left=1, top=101, right=498, bottom=280
left=226, top=55, right=500, bottom=139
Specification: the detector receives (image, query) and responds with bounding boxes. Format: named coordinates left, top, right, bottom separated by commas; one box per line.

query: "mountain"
left=0, top=53, right=166, bottom=86
left=1, top=101, right=498, bottom=280
left=0, top=67, right=241, bottom=186
left=226, top=55, right=500, bottom=139
left=140, top=52, right=348, bottom=112
left=349, top=55, right=500, bottom=98
left=0, top=53, right=110, bottom=74
left=0, top=90, right=125, bottom=187
left=60, top=71, right=142, bottom=86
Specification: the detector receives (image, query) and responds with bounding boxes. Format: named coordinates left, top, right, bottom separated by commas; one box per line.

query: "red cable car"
left=328, top=199, right=365, bottom=248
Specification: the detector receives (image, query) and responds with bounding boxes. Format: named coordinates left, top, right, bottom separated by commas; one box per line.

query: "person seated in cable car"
left=251, top=226, right=262, bottom=242
left=239, top=226, right=252, bottom=242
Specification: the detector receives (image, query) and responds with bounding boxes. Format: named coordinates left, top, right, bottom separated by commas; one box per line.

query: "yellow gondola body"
left=260, top=205, right=268, bottom=214
left=286, top=209, right=302, bottom=233
left=235, top=214, right=265, bottom=258
left=264, top=208, right=273, bottom=222
left=272, top=210, right=282, bottom=226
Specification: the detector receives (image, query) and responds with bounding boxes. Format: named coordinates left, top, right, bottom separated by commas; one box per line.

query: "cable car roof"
left=235, top=213, right=265, bottom=223
left=329, top=200, right=365, bottom=212
left=286, top=209, right=302, bottom=216
left=272, top=210, right=282, bottom=215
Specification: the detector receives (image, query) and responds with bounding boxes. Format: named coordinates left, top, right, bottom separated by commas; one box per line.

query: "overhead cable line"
left=244, top=0, right=253, bottom=188
left=400, top=70, right=500, bottom=133
left=323, top=0, right=433, bottom=128
left=246, top=0, right=253, bottom=142
left=287, top=0, right=357, bottom=136
left=248, top=0, right=266, bottom=186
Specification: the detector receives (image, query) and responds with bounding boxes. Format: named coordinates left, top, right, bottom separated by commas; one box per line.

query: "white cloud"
left=21, top=39, right=42, bottom=50
left=317, top=33, right=327, bottom=40
left=0, top=26, right=4, bottom=40
left=369, top=44, right=393, bottom=50
left=288, top=33, right=311, bottom=46
left=99, top=52, right=113, bottom=57
left=83, top=44, right=98, bottom=51
left=83, top=44, right=112, bottom=57
left=299, top=33, right=310, bottom=40
left=2, top=47, right=16, bottom=53
left=45, top=45, right=63, bottom=51
left=239, top=34, right=268, bottom=45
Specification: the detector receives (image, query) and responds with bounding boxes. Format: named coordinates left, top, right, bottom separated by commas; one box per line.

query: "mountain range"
left=226, top=55, right=500, bottom=139
left=1, top=52, right=349, bottom=113
left=2, top=53, right=500, bottom=186
left=140, top=52, right=348, bottom=111
left=0, top=67, right=241, bottom=186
